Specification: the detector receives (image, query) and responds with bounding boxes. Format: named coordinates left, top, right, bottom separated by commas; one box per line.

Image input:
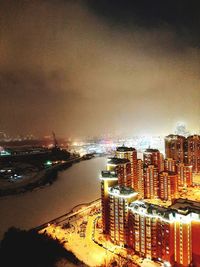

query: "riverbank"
left=39, top=199, right=104, bottom=267
left=0, top=157, right=81, bottom=197
left=0, top=157, right=105, bottom=240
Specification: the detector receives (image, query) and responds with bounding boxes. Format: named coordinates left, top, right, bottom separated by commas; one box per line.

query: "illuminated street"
left=41, top=215, right=115, bottom=266
left=40, top=210, right=165, bottom=267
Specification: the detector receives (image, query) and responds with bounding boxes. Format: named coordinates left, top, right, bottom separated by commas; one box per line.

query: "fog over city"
left=1, top=0, right=200, bottom=137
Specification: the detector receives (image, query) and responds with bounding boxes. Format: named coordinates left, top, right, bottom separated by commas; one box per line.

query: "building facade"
left=100, top=141, right=200, bottom=266
left=107, top=157, right=131, bottom=187
left=128, top=199, right=200, bottom=267
left=143, top=148, right=164, bottom=172
left=108, top=185, right=138, bottom=246
left=164, top=158, right=176, bottom=172
left=176, top=163, right=193, bottom=187
left=165, top=135, right=186, bottom=163
left=116, top=147, right=138, bottom=190
left=137, top=159, right=144, bottom=198
left=144, top=165, right=159, bottom=199
left=187, top=135, right=200, bottom=174
left=100, top=170, right=118, bottom=233
left=159, top=171, right=178, bottom=201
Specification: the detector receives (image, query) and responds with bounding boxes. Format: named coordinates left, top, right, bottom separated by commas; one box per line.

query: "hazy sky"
left=0, top=0, right=200, bottom=137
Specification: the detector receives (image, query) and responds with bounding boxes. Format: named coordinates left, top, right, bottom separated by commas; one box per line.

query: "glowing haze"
left=0, top=0, right=200, bottom=137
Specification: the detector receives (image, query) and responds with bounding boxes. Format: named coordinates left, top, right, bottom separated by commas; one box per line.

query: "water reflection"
left=0, top=157, right=106, bottom=239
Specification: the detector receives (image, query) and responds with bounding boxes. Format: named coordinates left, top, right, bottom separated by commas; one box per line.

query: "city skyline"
left=1, top=0, right=200, bottom=137
left=1, top=2, right=200, bottom=266
left=0, top=121, right=199, bottom=140
left=100, top=134, right=200, bottom=266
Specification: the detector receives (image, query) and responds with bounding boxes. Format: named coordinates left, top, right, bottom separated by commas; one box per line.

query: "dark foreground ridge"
left=0, top=227, right=87, bottom=267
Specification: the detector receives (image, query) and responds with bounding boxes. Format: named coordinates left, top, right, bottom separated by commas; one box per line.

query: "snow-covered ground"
left=39, top=183, right=200, bottom=267
left=40, top=211, right=153, bottom=267
left=193, top=173, right=200, bottom=185
left=142, top=259, right=161, bottom=267
left=41, top=215, right=115, bottom=266
left=178, top=186, right=200, bottom=201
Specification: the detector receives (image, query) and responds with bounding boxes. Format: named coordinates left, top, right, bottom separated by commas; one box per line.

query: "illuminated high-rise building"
left=186, top=135, right=200, bottom=173
left=165, top=135, right=186, bottom=163
left=137, top=159, right=144, bottom=198
left=108, top=185, right=138, bottom=246
left=170, top=199, right=200, bottom=267
left=164, top=158, right=176, bottom=172
left=100, top=145, right=200, bottom=267
left=176, top=163, right=193, bottom=187
left=159, top=171, right=178, bottom=201
left=100, top=170, right=118, bottom=234
left=128, top=201, right=175, bottom=263
left=107, top=157, right=131, bottom=187
left=144, top=165, right=159, bottom=199
left=157, top=213, right=175, bottom=265
left=143, top=148, right=164, bottom=172
left=159, top=153, right=164, bottom=172
left=116, top=147, right=138, bottom=190
left=101, top=157, right=131, bottom=233
left=128, top=199, right=200, bottom=267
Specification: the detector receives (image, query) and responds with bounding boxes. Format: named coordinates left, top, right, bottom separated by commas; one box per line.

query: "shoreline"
left=0, top=156, right=105, bottom=241
left=0, top=157, right=81, bottom=198
left=32, top=198, right=101, bottom=232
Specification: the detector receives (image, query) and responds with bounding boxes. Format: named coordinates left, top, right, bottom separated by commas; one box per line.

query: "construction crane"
left=52, top=131, right=59, bottom=149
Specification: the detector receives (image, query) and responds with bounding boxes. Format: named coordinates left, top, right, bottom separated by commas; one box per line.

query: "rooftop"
left=101, top=170, right=117, bottom=179
left=144, top=148, right=159, bottom=153
left=116, top=146, right=136, bottom=152
left=129, top=198, right=200, bottom=220
left=159, top=171, right=177, bottom=176
left=108, top=185, right=137, bottom=198
left=187, top=135, right=200, bottom=140
left=107, top=157, right=130, bottom=165
left=165, top=134, right=185, bottom=140
left=129, top=201, right=171, bottom=220
left=170, top=198, right=200, bottom=215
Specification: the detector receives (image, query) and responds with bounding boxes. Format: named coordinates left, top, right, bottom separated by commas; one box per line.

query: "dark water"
left=0, top=157, right=106, bottom=239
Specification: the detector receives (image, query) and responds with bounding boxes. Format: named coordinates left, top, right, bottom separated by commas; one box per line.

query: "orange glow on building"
left=159, top=171, right=178, bottom=201
left=187, top=135, right=200, bottom=174
left=100, top=141, right=200, bottom=266
left=144, top=165, right=159, bottom=199
left=164, top=158, right=176, bottom=172
left=137, top=159, right=144, bottom=198
left=116, top=146, right=138, bottom=190
left=176, top=163, right=193, bottom=187
left=143, top=148, right=164, bottom=172
left=108, top=185, right=138, bottom=246
left=100, top=170, right=118, bottom=234
left=165, top=135, right=186, bottom=163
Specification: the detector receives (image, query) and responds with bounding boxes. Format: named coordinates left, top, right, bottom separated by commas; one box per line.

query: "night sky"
left=0, top=0, right=200, bottom=137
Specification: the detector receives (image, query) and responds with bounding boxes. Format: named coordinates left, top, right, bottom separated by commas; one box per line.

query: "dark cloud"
left=87, top=0, right=200, bottom=46
left=0, top=0, right=200, bottom=137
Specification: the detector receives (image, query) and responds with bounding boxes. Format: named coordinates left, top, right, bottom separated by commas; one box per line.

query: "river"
left=0, top=157, right=106, bottom=240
